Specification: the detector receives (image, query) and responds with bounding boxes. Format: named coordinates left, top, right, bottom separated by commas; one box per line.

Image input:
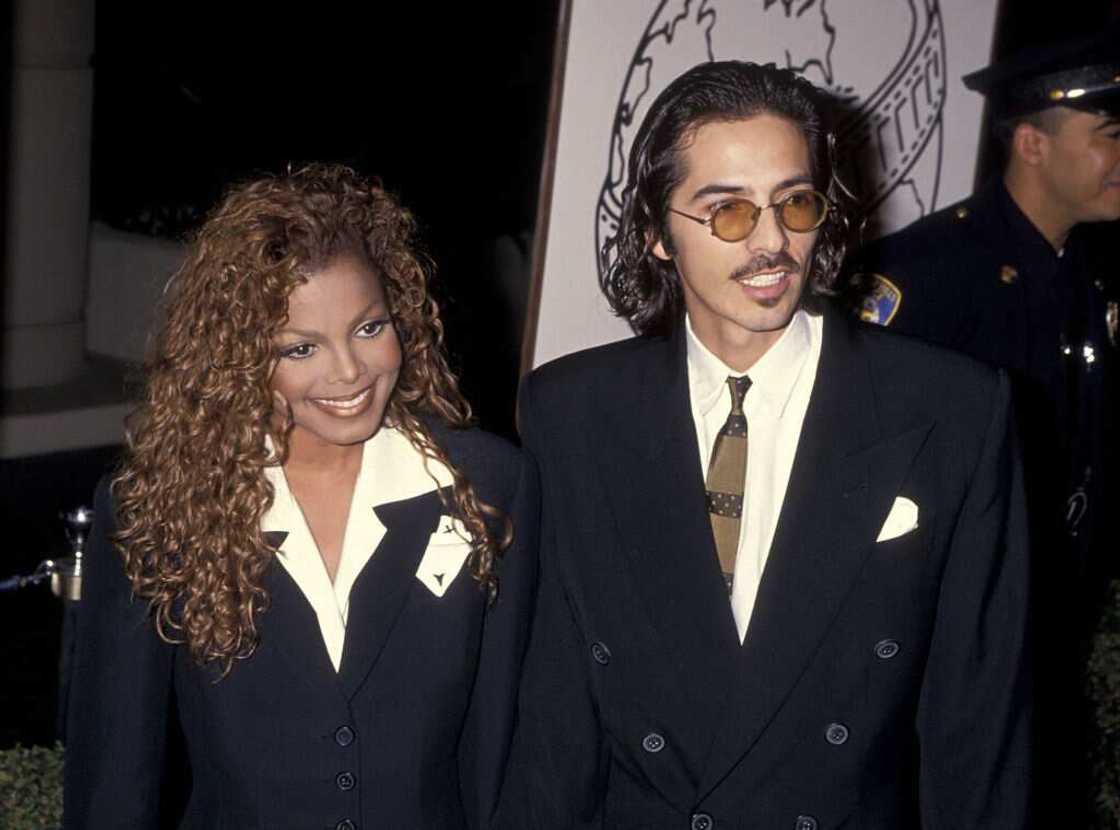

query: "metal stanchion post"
left=0, top=505, right=91, bottom=740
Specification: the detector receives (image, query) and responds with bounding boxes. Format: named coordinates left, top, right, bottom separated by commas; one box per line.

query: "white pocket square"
left=415, top=515, right=473, bottom=597
left=876, top=496, right=919, bottom=542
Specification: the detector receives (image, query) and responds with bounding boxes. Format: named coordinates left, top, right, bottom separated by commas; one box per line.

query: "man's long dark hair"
left=600, top=60, right=853, bottom=337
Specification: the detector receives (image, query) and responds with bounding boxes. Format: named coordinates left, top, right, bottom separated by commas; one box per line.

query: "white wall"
left=529, top=0, right=999, bottom=368
left=85, top=223, right=185, bottom=364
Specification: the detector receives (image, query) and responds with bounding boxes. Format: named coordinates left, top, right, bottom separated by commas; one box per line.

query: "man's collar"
left=995, top=177, right=1068, bottom=262
left=685, top=310, right=817, bottom=420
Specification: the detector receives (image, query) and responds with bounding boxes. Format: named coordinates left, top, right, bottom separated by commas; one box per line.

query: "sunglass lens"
left=711, top=201, right=759, bottom=242
left=780, top=191, right=827, bottom=231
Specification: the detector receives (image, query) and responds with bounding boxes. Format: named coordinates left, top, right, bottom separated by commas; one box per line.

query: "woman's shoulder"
left=91, top=473, right=118, bottom=534
left=421, top=419, right=526, bottom=498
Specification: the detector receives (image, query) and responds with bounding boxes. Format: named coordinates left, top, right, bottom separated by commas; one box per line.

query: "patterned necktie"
left=705, top=375, right=752, bottom=593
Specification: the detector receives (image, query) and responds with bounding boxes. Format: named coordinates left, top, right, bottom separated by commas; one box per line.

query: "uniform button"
left=336, top=771, right=356, bottom=791
left=690, top=812, right=713, bottom=830
left=795, top=816, right=818, bottom=830
left=336, top=821, right=356, bottom=830
left=874, top=638, right=900, bottom=660
left=954, top=206, right=969, bottom=219
left=641, top=732, right=665, bottom=753
left=825, top=722, right=850, bottom=745
left=335, top=725, right=355, bottom=746
left=590, top=641, right=611, bottom=665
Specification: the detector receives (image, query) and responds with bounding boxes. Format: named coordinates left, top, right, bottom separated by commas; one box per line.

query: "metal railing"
left=0, top=506, right=91, bottom=601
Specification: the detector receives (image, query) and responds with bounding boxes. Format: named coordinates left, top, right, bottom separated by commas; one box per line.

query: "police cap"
left=962, top=21, right=1120, bottom=119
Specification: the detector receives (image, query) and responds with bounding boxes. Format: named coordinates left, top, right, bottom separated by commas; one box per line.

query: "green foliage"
left=0, top=743, right=64, bottom=830
left=1088, top=578, right=1120, bottom=829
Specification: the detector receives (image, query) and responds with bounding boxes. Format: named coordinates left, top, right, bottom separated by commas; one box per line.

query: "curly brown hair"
left=112, top=163, right=507, bottom=672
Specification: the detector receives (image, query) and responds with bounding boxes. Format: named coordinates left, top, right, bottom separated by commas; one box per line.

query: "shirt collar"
left=260, top=425, right=456, bottom=571
left=995, top=178, right=1063, bottom=267
left=261, top=424, right=455, bottom=533
left=686, top=309, right=815, bottom=421
left=259, top=425, right=455, bottom=672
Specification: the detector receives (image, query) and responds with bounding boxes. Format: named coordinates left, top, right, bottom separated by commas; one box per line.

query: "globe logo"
left=595, top=0, right=947, bottom=281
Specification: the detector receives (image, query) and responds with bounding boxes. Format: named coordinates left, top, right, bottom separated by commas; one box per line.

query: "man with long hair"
left=500, top=61, right=1031, bottom=828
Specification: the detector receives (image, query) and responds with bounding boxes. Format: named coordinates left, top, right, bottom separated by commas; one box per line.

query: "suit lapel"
left=596, top=332, right=741, bottom=716
left=261, top=556, right=343, bottom=695
left=698, top=312, right=932, bottom=797
left=337, top=490, right=443, bottom=700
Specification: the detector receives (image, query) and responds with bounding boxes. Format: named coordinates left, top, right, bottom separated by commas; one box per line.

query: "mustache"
left=730, top=251, right=801, bottom=281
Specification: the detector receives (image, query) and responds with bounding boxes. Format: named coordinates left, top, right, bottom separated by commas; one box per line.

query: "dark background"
left=1, top=0, right=561, bottom=749
left=1, top=0, right=1118, bottom=750
left=92, top=1, right=561, bottom=438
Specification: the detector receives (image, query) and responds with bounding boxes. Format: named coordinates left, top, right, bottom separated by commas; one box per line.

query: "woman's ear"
left=271, top=390, right=292, bottom=429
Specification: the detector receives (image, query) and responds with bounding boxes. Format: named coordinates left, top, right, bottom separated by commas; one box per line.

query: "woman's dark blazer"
left=63, top=423, right=538, bottom=830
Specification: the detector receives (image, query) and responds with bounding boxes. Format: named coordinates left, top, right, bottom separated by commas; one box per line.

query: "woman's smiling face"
left=270, top=252, right=402, bottom=451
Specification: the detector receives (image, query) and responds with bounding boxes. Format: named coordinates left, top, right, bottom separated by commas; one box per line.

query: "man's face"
left=1039, top=107, right=1120, bottom=225
left=653, top=114, right=818, bottom=370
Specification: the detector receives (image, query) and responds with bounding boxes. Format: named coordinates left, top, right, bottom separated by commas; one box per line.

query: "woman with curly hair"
left=63, top=163, right=538, bottom=830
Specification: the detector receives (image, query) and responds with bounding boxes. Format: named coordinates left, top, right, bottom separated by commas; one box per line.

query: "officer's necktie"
left=705, top=375, right=751, bottom=593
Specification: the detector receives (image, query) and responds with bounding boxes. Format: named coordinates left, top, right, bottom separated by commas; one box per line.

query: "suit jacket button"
left=641, top=732, right=665, bottom=753
left=335, top=725, right=356, bottom=746
left=690, top=812, right=713, bottom=830
left=874, top=638, right=900, bottom=659
left=795, top=816, right=818, bottom=830
left=825, top=722, right=850, bottom=745
left=336, top=821, right=357, bottom=830
left=336, top=771, right=356, bottom=791
left=590, top=641, right=612, bottom=665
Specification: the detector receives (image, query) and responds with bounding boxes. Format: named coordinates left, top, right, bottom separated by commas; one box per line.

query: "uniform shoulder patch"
left=856, top=274, right=902, bottom=326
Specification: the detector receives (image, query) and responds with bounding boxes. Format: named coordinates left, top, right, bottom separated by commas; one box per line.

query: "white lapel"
left=262, top=460, right=354, bottom=671
left=261, top=426, right=458, bottom=671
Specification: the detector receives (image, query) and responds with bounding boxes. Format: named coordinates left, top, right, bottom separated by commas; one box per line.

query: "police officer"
left=849, top=24, right=1119, bottom=823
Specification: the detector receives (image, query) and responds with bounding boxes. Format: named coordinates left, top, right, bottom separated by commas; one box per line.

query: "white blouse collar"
left=261, top=425, right=454, bottom=670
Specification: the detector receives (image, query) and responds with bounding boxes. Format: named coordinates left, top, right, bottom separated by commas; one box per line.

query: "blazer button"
left=795, top=816, right=818, bottom=830
left=590, top=641, right=612, bottom=665
left=825, top=723, right=849, bottom=745
left=874, top=638, right=900, bottom=659
left=690, top=811, right=714, bottom=830
left=336, top=821, right=356, bottom=830
left=335, top=725, right=356, bottom=747
left=336, top=771, right=356, bottom=791
left=641, top=732, right=665, bottom=753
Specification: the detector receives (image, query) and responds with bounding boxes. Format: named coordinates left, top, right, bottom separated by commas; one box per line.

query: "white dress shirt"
left=261, top=426, right=456, bottom=671
left=686, top=310, right=823, bottom=643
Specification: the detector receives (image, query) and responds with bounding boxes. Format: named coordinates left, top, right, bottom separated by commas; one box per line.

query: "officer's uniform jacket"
left=64, top=421, right=538, bottom=830
left=851, top=178, right=1118, bottom=582
left=497, top=306, right=1032, bottom=829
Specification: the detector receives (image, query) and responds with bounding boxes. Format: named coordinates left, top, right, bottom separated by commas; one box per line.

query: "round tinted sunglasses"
left=668, top=190, right=831, bottom=242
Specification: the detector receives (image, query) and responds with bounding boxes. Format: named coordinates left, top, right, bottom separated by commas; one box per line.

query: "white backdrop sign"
left=527, top=0, right=999, bottom=369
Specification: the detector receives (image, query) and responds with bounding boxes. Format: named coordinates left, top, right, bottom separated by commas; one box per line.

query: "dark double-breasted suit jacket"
left=498, top=307, right=1031, bottom=829
left=64, top=422, right=538, bottom=830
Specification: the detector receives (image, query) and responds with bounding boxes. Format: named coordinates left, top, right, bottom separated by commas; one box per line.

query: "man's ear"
left=651, top=235, right=673, bottom=262
left=1012, top=121, right=1048, bottom=168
